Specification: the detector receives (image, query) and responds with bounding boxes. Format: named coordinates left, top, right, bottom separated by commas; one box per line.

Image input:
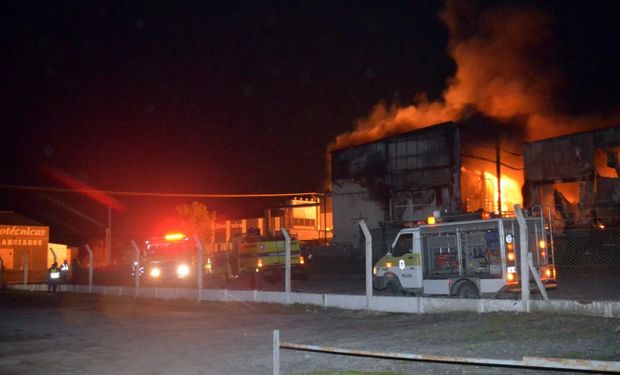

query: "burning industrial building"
left=524, top=127, right=620, bottom=230
left=327, top=1, right=620, bottom=251
left=330, top=118, right=619, bottom=252
left=330, top=116, right=527, bottom=250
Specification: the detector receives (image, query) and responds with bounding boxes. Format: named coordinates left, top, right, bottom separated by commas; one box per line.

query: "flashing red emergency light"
left=164, top=232, right=186, bottom=241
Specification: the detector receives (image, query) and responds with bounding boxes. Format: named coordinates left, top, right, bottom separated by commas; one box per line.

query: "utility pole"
left=496, top=140, right=502, bottom=213
left=106, top=206, right=112, bottom=265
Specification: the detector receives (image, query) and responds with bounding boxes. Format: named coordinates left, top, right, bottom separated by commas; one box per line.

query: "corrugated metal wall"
left=524, top=126, right=620, bottom=229
left=331, top=122, right=461, bottom=246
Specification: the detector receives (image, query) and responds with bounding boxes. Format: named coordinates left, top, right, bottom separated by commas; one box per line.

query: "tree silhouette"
left=175, top=202, right=216, bottom=252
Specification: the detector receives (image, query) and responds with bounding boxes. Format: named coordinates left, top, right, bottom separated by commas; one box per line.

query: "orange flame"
left=461, top=159, right=523, bottom=213
left=330, top=1, right=619, bottom=152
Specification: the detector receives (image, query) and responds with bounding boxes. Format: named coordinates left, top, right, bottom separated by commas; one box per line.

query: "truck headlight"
left=177, top=264, right=190, bottom=278
left=150, top=267, right=161, bottom=278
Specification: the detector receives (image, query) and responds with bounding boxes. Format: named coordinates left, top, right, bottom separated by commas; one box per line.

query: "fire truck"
left=373, top=211, right=558, bottom=298
left=205, top=233, right=307, bottom=283
left=138, top=233, right=196, bottom=283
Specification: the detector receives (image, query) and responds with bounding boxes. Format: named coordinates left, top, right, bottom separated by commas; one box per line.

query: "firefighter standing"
left=60, top=259, right=70, bottom=284
left=48, top=262, right=60, bottom=293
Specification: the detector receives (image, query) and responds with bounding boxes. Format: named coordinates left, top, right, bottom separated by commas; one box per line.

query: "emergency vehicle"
left=205, top=233, right=307, bottom=282
left=139, top=233, right=195, bottom=283
left=373, top=210, right=557, bottom=298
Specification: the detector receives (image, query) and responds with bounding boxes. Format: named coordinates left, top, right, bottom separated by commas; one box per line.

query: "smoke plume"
left=331, top=0, right=619, bottom=151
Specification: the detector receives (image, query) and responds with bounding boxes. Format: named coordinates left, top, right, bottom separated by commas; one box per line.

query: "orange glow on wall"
left=291, top=198, right=318, bottom=220
left=554, top=182, right=579, bottom=204
left=595, top=148, right=620, bottom=178
left=461, top=162, right=523, bottom=213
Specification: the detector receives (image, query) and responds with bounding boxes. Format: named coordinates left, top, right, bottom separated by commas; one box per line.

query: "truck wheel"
left=387, top=279, right=404, bottom=296
left=456, top=282, right=479, bottom=299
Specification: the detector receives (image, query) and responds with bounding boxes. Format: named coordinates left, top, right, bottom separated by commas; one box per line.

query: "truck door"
left=390, top=231, right=422, bottom=289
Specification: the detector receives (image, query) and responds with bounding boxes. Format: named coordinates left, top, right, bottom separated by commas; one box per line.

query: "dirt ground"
left=0, top=290, right=618, bottom=375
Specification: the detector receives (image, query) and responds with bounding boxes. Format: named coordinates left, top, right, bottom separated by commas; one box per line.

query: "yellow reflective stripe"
left=383, top=253, right=421, bottom=267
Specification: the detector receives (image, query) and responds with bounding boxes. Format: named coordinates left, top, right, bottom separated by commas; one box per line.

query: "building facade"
left=0, top=211, right=49, bottom=272
left=330, top=121, right=525, bottom=248
left=212, top=196, right=333, bottom=248
left=524, top=126, right=620, bottom=229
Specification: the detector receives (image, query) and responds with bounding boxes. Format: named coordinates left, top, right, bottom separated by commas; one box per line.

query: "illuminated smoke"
left=331, top=0, right=619, bottom=151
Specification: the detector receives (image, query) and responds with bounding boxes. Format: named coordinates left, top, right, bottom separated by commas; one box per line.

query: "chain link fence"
left=4, top=227, right=620, bottom=304
left=548, top=226, right=620, bottom=302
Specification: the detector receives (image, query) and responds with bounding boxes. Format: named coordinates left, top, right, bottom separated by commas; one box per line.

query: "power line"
left=0, top=184, right=322, bottom=198
left=460, top=154, right=524, bottom=170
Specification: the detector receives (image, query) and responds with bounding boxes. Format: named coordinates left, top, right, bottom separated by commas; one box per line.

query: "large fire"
left=329, top=0, right=619, bottom=218
left=461, top=166, right=522, bottom=213
left=330, top=0, right=618, bottom=150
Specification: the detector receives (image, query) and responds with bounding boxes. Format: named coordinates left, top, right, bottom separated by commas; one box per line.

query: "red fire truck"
left=136, top=233, right=196, bottom=284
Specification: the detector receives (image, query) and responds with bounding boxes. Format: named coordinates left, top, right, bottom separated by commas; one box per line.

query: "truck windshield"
left=146, top=240, right=192, bottom=258
left=392, top=233, right=413, bottom=257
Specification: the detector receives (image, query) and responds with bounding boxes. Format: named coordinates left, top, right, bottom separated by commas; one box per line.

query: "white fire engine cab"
left=373, top=210, right=557, bottom=298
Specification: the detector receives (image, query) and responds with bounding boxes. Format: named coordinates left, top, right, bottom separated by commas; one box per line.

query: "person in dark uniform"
left=60, top=259, right=70, bottom=284
left=48, top=262, right=60, bottom=293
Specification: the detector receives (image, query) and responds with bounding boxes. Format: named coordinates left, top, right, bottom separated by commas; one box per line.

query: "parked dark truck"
left=373, top=211, right=557, bottom=298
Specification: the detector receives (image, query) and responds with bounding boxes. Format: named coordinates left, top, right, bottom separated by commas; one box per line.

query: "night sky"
left=1, top=1, right=618, bottom=244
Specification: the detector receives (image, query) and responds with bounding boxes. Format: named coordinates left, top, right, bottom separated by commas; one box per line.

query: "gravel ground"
left=0, top=290, right=618, bottom=375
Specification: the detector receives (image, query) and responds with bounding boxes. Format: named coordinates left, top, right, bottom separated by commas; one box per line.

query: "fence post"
left=22, top=253, right=28, bottom=286
left=130, top=241, right=140, bottom=297
left=273, top=329, right=280, bottom=375
left=195, top=236, right=204, bottom=302
left=359, top=220, right=372, bottom=308
left=84, top=244, right=94, bottom=293
left=528, top=252, right=549, bottom=301
left=514, top=204, right=530, bottom=312
left=281, top=229, right=291, bottom=298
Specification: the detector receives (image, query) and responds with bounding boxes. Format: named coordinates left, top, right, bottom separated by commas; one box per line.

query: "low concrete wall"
left=102, top=286, right=122, bottom=296
left=479, top=299, right=522, bottom=313
left=257, top=291, right=289, bottom=304
left=530, top=299, right=619, bottom=318
left=289, top=292, right=324, bottom=306
left=226, top=290, right=256, bottom=303
left=370, top=296, right=420, bottom=313
left=324, top=294, right=367, bottom=310
left=8, top=284, right=620, bottom=318
left=200, top=289, right=229, bottom=301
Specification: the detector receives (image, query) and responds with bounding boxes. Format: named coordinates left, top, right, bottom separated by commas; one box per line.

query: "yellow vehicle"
left=205, top=233, right=307, bottom=282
